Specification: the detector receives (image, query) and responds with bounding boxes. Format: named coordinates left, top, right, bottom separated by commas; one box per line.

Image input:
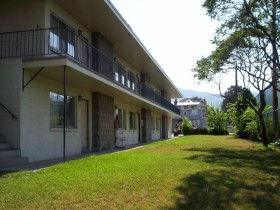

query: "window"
left=50, top=92, right=76, bottom=128
left=191, top=109, right=198, bottom=115
left=50, top=15, right=75, bottom=57
left=129, top=112, right=137, bottom=130
left=121, top=74, right=125, bottom=85
left=115, top=72, right=119, bottom=82
left=117, top=108, right=126, bottom=129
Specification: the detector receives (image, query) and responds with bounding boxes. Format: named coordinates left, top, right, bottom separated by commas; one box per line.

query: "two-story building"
left=0, top=0, right=182, bottom=167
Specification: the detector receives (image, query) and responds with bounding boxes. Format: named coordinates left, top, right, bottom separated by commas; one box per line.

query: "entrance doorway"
left=80, top=99, right=89, bottom=152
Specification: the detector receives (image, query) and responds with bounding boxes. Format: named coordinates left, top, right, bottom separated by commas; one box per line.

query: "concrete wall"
left=0, top=0, right=45, bottom=32
left=0, top=59, right=22, bottom=149
left=21, top=69, right=92, bottom=162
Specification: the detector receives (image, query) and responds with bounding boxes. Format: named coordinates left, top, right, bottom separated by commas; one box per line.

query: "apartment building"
left=176, top=98, right=207, bottom=127
left=0, top=0, right=181, bottom=166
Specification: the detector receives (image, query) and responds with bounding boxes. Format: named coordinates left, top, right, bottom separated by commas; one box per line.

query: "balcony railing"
left=0, top=27, right=180, bottom=115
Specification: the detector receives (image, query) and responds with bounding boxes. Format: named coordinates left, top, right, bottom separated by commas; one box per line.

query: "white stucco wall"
left=0, top=0, right=45, bottom=32
left=21, top=70, right=92, bottom=162
left=0, top=59, right=22, bottom=149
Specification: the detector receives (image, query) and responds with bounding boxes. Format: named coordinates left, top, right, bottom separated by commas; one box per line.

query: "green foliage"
left=226, top=90, right=261, bottom=141
left=193, top=127, right=209, bottom=135
left=206, top=105, right=228, bottom=135
left=242, top=108, right=259, bottom=141
left=221, top=85, right=245, bottom=112
left=209, top=128, right=229, bottom=135
left=181, top=117, right=194, bottom=135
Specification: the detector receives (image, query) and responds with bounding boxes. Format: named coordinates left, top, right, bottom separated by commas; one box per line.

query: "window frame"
left=50, top=92, right=77, bottom=129
left=117, top=108, right=127, bottom=130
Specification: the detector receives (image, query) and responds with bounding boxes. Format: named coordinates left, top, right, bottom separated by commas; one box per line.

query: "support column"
left=141, top=108, right=151, bottom=143
left=92, top=92, right=114, bottom=151
left=162, top=115, right=168, bottom=139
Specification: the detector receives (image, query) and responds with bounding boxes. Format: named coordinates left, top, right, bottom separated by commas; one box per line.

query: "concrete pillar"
left=92, top=92, right=114, bottom=151
left=141, top=108, right=151, bottom=143
left=162, top=115, right=168, bottom=139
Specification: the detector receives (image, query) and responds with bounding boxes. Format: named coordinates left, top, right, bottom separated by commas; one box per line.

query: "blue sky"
left=110, top=0, right=229, bottom=94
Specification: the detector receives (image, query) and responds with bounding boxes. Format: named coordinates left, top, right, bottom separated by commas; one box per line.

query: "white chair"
left=116, top=131, right=128, bottom=148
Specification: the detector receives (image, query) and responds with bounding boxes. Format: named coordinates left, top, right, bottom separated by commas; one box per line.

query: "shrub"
left=209, top=128, right=229, bottom=135
left=242, top=108, right=259, bottom=141
left=193, top=127, right=208, bottom=135
left=181, top=117, right=194, bottom=135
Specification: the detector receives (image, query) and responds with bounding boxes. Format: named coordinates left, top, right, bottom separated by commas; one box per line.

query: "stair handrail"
left=0, top=102, right=18, bottom=119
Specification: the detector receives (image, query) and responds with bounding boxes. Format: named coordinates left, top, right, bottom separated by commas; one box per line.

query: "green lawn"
left=0, top=135, right=280, bottom=209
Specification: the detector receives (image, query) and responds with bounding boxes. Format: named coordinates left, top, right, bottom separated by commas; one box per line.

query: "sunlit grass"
left=0, top=135, right=279, bottom=209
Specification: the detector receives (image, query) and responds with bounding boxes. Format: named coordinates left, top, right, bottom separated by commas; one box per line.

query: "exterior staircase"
left=0, top=134, right=28, bottom=169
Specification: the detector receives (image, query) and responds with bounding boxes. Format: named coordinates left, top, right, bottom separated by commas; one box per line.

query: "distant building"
left=175, top=98, right=207, bottom=128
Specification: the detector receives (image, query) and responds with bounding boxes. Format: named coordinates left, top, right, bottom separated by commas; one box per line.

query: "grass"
left=0, top=135, right=280, bottom=209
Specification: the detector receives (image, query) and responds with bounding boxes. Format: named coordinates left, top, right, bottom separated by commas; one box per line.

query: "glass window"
left=50, top=15, right=75, bottom=57
left=129, top=112, right=137, bottom=130
left=118, top=108, right=126, bottom=129
left=191, top=109, right=199, bottom=115
left=115, top=72, right=119, bottom=82
left=50, top=92, right=76, bottom=128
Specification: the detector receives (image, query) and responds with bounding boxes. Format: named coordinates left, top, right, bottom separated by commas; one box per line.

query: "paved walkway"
left=0, top=142, right=151, bottom=172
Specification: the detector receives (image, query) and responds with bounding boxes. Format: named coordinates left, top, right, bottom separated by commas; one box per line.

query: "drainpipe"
left=63, top=65, right=66, bottom=162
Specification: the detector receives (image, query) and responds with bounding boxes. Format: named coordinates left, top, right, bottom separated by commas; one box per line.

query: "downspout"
left=63, top=65, right=66, bottom=162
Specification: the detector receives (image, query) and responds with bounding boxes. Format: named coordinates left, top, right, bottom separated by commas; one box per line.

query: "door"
left=80, top=100, right=89, bottom=152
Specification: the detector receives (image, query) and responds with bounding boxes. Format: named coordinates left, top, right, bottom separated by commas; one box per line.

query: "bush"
left=193, top=127, right=208, bottom=135
left=181, top=117, right=194, bottom=135
left=209, top=128, right=229, bottom=135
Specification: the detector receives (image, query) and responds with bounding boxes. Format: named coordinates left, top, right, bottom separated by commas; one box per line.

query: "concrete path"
left=0, top=142, right=150, bottom=172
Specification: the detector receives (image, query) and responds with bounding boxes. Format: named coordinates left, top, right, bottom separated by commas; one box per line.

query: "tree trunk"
left=258, top=91, right=269, bottom=147
left=272, top=0, right=279, bottom=139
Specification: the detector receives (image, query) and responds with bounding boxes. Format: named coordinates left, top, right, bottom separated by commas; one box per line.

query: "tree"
left=206, top=105, right=228, bottom=134
left=192, top=0, right=280, bottom=146
left=227, top=89, right=258, bottom=139
left=221, top=85, right=245, bottom=112
left=181, top=117, right=194, bottom=135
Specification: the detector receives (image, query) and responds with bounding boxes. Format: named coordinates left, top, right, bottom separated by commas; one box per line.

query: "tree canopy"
left=192, top=0, right=280, bottom=146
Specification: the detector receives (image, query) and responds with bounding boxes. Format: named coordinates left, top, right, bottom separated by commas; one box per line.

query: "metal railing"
left=0, top=102, right=18, bottom=119
left=0, top=27, right=180, bottom=115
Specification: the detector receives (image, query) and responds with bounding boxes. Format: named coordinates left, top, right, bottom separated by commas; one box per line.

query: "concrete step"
left=0, top=135, right=6, bottom=143
left=0, top=157, right=28, bottom=168
left=0, top=143, right=12, bottom=151
left=0, top=150, right=21, bottom=158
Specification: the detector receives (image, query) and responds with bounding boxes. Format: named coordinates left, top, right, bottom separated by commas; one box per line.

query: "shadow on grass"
left=167, top=148, right=280, bottom=210
left=0, top=171, right=15, bottom=178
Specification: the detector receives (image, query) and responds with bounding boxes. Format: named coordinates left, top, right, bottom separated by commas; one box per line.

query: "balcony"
left=0, top=27, right=180, bottom=115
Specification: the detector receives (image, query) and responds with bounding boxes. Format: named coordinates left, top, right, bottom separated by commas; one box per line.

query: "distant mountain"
left=176, top=89, right=223, bottom=107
